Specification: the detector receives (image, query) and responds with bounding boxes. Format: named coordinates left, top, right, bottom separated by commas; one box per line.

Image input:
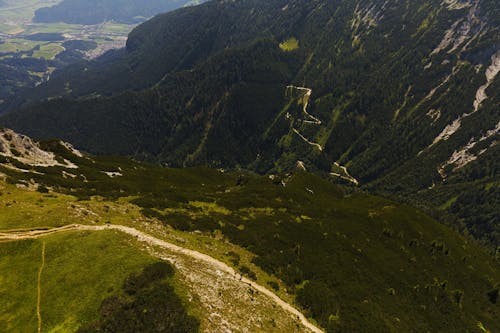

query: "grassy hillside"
left=1, top=139, right=499, bottom=332
left=0, top=181, right=319, bottom=332
left=0, top=231, right=171, bottom=332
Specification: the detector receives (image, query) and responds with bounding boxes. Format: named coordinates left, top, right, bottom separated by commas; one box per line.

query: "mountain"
left=0, top=42, right=96, bottom=114
left=0, top=0, right=206, bottom=114
left=1, top=0, right=499, bottom=246
left=1, top=128, right=500, bottom=332
left=33, top=0, right=206, bottom=25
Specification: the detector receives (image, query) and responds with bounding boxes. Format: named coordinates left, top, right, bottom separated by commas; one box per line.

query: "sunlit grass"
left=0, top=231, right=155, bottom=332
left=279, top=37, right=299, bottom=52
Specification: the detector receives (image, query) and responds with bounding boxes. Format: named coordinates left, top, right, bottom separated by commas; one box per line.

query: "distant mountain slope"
left=1, top=0, right=499, bottom=244
left=1, top=128, right=499, bottom=333
left=9, top=0, right=303, bottom=107
left=34, top=0, right=206, bottom=25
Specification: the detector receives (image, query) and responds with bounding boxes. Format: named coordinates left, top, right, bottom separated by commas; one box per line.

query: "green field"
left=0, top=38, right=38, bottom=52
left=0, top=230, right=157, bottom=332
left=0, top=0, right=132, bottom=36
left=0, top=183, right=84, bottom=230
left=0, top=179, right=295, bottom=306
left=0, top=0, right=61, bottom=33
left=279, top=37, right=299, bottom=52
left=0, top=0, right=133, bottom=61
left=31, top=43, right=64, bottom=59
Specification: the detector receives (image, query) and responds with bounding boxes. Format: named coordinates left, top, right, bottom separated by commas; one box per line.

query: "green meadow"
left=0, top=231, right=156, bottom=332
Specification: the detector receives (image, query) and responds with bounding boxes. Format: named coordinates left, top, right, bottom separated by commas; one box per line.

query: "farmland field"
left=0, top=0, right=132, bottom=61
left=0, top=0, right=135, bottom=112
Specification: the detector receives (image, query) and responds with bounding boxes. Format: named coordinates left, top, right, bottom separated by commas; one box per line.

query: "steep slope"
left=0, top=129, right=499, bottom=332
left=0, top=0, right=207, bottom=115
left=0, top=135, right=321, bottom=333
left=6, top=0, right=307, bottom=107
left=1, top=0, right=499, bottom=244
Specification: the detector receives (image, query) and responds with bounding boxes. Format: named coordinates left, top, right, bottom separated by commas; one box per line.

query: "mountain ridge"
left=0, top=127, right=499, bottom=332
left=1, top=0, right=498, bottom=245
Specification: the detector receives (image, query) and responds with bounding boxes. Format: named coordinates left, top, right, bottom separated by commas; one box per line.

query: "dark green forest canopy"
left=1, top=0, right=499, bottom=246
left=1, top=141, right=500, bottom=333
left=2, top=0, right=499, bottom=332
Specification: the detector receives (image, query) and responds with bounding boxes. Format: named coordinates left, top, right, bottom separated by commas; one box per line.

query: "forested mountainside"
left=0, top=41, right=98, bottom=110
left=1, top=0, right=499, bottom=244
left=0, top=0, right=183, bottom=114
left=1, top=129, right=500, bottom=333
left=34, top=0, right=206, bottom=25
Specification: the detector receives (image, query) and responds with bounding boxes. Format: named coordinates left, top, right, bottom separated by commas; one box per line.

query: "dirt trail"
left=0, top=224, right=325, bottom=333
left=37, top=241, right=46, bottom=333
left=292, top=129, right=324, bottom=152
left=286, top=86, right=321, bottom=125
left=330, top=162, right=359, bottom=185
left=286, top=86, right=324, bottom=151
left=285, top=86, right=360, bottom=185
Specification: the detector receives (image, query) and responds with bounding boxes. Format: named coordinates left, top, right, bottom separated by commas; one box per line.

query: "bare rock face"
left=0, top=140, right=6, bottom=154
left=0, top=128, right=79, bottom=168
left=474, top=50, right=500, bottom=112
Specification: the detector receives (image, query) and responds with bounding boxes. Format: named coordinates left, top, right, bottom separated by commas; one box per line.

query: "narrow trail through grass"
left=37, top=241, right=45, bottom=333
left=0, top=224, right=325, bottom=333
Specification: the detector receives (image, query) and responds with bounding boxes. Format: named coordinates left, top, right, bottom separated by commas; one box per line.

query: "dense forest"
left=3, top=0, right=498, bottom=332
left=2, top=0, right=498, bottom=247
left=0, top=38, right=98, bottom=112
left=1, top=139, right=500, bottom=332
left=0, top=141, right=500, bottom=332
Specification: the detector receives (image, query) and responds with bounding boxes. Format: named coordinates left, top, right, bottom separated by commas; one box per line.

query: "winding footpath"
left=0, top=224, right=324, bottom=333
left=292, top=129, right=324, bottom=152
left=285, top=85, right=359, bottom=185
left=286, top=86, right=323, bottom=151
left=286, top=86, right=322, bottom=125
left=37, top=242, right=46, bottom=333
left=330, top=162, right=359, bottom=186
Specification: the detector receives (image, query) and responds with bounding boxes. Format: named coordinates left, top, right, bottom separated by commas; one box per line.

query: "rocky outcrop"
left=0, top=128, right=79, bottom=168
left=473, top=50, right=500, bottom=111
left=432, top=0, right=485, bottom=55
left=439, top=121, right=499, bottom=176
